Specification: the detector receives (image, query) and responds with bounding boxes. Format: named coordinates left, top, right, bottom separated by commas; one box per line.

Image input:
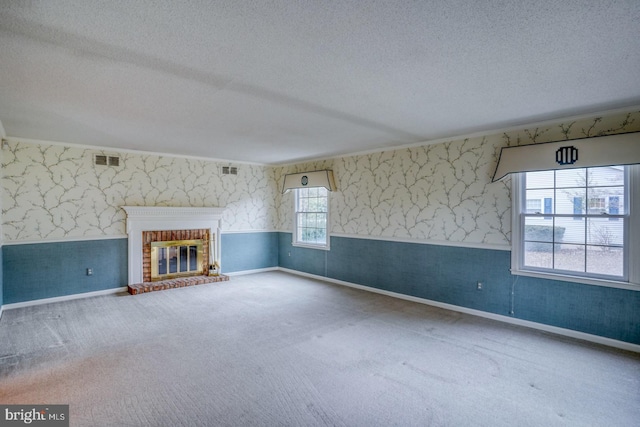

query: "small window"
left=526, top=199, right=541, bottom=214
left=294, top=187, right=329, bottom=248
left=511, top=165, right=639, bottom=289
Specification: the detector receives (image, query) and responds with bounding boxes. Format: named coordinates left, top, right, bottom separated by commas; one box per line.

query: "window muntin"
left=294, top=187, right=329, bottom=247
left=519, top=166, right=628, bottom=281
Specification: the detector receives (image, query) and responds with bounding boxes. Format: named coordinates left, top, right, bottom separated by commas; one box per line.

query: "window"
left=294, top=187, right=329, bottom=248
left=588, top=197, right=606, bottom=212
left=512, top=165, right=639, bottom=288
left=525, top=199, right=541, bottom=213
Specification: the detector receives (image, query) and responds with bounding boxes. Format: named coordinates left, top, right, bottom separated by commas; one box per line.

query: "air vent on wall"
left=94, top=155, right=107, bottom=166
left=221, top=166, right=238, bottom=175
left=94, top=154, right=121, bottom=167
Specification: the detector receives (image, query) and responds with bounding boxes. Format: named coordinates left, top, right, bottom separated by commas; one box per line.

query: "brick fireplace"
left=122, top=206, right=228, bottom=294
left=143, top=229, right=209, bottom=282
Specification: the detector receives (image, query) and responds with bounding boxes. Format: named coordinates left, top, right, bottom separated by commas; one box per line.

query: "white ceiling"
left=1, top=1, right=639, bottom=165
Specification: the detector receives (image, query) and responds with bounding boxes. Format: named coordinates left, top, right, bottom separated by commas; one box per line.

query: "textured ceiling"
left=1, top=1, right=639, bottom=165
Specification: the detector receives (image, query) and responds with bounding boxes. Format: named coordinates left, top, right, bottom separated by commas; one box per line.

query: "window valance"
left=492, top=132, right=640, bottom=182
left=282, top=170, right=337, bottom=193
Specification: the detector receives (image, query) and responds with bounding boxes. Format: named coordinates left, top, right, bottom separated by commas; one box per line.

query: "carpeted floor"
left=1, top=271, right=639, bottom=426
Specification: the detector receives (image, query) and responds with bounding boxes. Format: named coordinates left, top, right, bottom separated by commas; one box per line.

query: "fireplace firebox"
left=151, top=239, right=205, bottom=281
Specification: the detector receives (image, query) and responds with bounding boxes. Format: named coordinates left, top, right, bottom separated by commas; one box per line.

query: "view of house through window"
left=520, top=166, right=627, bottom=279
left=294, top=187, right=329, bottom=247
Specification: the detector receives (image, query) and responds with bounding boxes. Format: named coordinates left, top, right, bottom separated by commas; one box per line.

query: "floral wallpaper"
left=1, top=145, right=278, bottom=241
left=277, top=111, right=640, bottom=247
left=2, top=111, right=639, bottom=244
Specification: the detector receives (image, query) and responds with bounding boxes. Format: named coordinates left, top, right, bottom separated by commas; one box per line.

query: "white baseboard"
left=225, top=267, right=279, bottom=277
left=2, top=287, right=128, bottom=311
left=277, top=267, right=640, bottom=353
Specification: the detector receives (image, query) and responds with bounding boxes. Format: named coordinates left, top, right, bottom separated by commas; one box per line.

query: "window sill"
left=292, top=241, right=330, bottom=251
left=511, top=268, right=640, bottom=291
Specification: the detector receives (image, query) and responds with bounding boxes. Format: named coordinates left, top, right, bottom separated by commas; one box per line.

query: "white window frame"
left=293, top=187, right=330, bottom=250
left=511, top=165, right=640, bottom=290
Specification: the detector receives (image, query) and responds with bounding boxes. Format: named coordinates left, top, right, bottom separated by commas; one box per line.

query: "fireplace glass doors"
left=150, top=239, right=204, bottom=281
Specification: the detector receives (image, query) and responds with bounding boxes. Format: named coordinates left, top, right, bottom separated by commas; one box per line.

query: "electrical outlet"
left=477, top=281, right=483, bottom=290
left=87, top=268, right=93, bottom=276
left=288, top=252, right=291, bottom=256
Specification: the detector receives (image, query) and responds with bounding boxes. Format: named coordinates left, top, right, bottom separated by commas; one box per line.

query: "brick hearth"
left=128, top=274, right=229, bottom=295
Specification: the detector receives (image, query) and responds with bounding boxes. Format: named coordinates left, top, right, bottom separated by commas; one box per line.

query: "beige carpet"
left=1, top=271, right=639, bottom=426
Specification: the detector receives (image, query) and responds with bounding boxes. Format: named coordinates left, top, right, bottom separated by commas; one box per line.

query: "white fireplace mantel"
left=122, top=206, right=225, bottom=285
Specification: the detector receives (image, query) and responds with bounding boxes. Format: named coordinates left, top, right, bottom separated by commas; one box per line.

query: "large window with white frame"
left=294, top=187, right=329, bottom=248
left=511, top=165, right=639, bottom=288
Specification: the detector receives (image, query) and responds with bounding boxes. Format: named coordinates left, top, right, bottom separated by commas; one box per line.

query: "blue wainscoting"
left=0, top=246, right=4, bottom=308
left=3, top=239, right=128, bottom=304
left=513, top=276, right=640, bottom=344
left=278, top=233, right=640, bottom=344
left=2, top=232, right=280, bottom=304
left=4, top=232, right=637, bottom=344
left=221, top=232, right=279, bottom=273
